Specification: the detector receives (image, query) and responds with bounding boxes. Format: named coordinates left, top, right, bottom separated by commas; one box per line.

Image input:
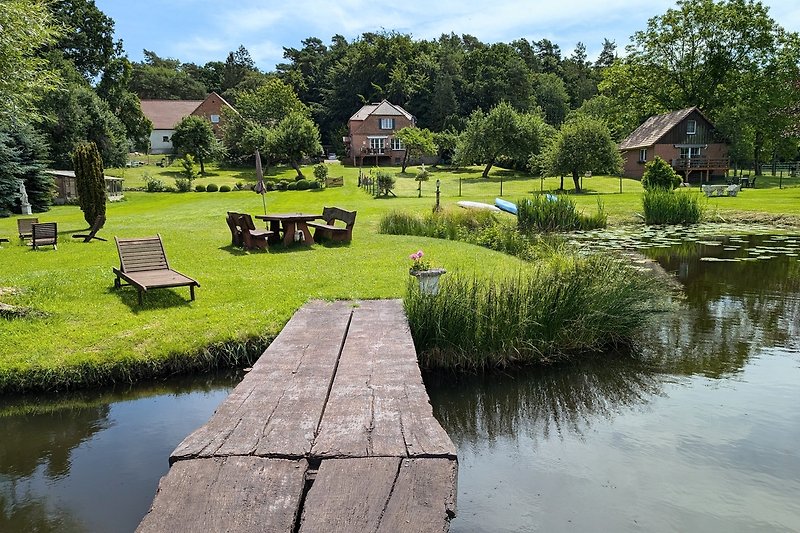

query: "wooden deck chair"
left=31, top=222, right=57, bottom=250
left=72, top=215, right=107, bottom=242
left=17, top=217, right=38, bottom=240
left=226, top=212, right=243, bottom=247
left=112, top=234, right=199, bottom=305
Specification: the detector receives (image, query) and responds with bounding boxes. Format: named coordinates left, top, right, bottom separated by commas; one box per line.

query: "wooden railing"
left=670, top=158, right=730, bottom=170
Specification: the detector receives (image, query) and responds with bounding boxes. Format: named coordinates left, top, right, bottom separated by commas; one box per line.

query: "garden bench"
left=17, top=217, right=38, bottom=240
left=234, top=213, right=273, bottom=250
left=325, top=176, right=344, bottom=187
left=72, top=215, right=107, bottom=242
left=30, top=222, right=57, bottom=250
left=307, top=207, right=357, bottom=242
left=112, top=234, right=199, bottom=305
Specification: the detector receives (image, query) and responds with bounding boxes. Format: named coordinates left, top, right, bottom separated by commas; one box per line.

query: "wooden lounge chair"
left=225, top=212, right=243, bottom=247
left=31, top=222, right=57, bottom=250
left=17, top=218, right=38, bottom=240
left=112, top=235, right=199, bottom=305
left=237, top=213, right=273, bottom=250
left=307, top=207, right=357, bottom=242
left=72, top=215, right=107, bottom=242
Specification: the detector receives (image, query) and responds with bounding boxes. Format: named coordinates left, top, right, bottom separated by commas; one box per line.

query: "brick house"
left=345, top=100, right=415, bottom=166
left=619, top=107, right=729, bottom=182
left=140, top=92, right=235, bottom=154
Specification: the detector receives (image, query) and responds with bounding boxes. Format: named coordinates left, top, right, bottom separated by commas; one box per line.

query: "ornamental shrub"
left=206, top=183, right=219, bottom=192
left=195, top=184, right=206, bottom=192
left=287, top=182, right=298, bottom=190
left=313, top=163, right=328, bottom=182
left=641, top=156, right=681, bottom=190
left=296, top=179, right=311, bottom=191
left=376, top=170, right=396, bottom=196
left=219, top=185, right=231, bottom=192
left=143, top=174, right=164, bottom=192
left=265, top=181, right=275, bottom=191
left=276, top=180, right=288, bottom=191
left=309, top=181, right=321, bottom=190
left=174, top=178, right=192, bottom=192
left=72, top=141, right=106, bottom=225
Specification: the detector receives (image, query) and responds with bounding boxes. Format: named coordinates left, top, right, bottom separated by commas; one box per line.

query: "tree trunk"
left=559, top=175, right=564, bottom=190
left=291, top=160, right=304, bottom=179
left=198, top=155, right=205, bottom=175
left=482, top=158, right=495, bottom=178
left=401, top=150, right=409, bottom=173
left=572, top=169, right=581, bottom=192
left=753, top=131, right=764, bottom=176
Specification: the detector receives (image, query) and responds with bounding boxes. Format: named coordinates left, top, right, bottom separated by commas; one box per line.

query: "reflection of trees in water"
left=643, top=245, right=800, bottom=377
left=425, top=357, right=663, bottom=445
left=0, top=492, right=83, bottom=533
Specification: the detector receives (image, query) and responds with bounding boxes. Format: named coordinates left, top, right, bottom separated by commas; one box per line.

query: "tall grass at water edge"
left=516, top=195, right=607, bottom=232
left=405, top=251, right=674, bottom=369
left=642, top=189, right=703, bottom=225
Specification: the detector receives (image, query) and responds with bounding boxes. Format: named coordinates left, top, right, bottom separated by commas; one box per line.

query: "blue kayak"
left=494, top=198, right=517, bottom=215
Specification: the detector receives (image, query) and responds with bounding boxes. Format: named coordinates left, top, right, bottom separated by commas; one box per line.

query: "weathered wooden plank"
left=377, top=458, right=458, bottom=533
left=171, top=300, right=353, bottom=460
left=136, top=457, right=306, bottom=533
left=312, top=300, right=456, bottom=458
left=298, top=457, right=400, bottom=533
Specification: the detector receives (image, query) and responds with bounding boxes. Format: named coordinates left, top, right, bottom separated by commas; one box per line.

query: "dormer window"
left=380, top=118, right=395, bottom=130
left=686, top=120, right=697, bottom=135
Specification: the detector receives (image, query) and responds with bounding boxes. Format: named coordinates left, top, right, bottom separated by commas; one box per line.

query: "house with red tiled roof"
left=345, top=100, right=415, bottom=165
left=140, top=92, right=235, bottom=154
left=619, top=107, right=729, bottom=182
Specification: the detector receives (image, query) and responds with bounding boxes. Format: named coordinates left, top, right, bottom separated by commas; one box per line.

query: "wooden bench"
left=325, top=176, right=344, bottom=187
left=17, top=217, right=38, bottom=240
left=307, top=207, right=356, bottom=242
left=72, top=214, right=107, bottom=242
left=112, top=235, right=199, bottom=305
left=31, top=222, right=57, bottom=250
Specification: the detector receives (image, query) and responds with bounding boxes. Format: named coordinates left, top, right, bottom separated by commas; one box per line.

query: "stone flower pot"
left=409, top=268, right=447, bottom=295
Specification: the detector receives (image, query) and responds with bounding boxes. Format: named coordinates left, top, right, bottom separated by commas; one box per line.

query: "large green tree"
left=130, top=50, right=207, bottom=100
left=395, top=127, right=436, bottom=172
left=171, top=116, right=215, bottom=174
left=48, top=0, right=119, bottom=81
left=545, top=116, right=622, bottom=192
left=270, top=112, right=323, bottom=178
left=0, top=0, right=60, bottom=123
left=456, top=102, right=545, bottom=177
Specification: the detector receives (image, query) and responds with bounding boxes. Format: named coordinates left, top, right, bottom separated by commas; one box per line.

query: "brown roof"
left=140, top=99, right=204, bottom=130
left=619, top=107, right=707, bottom=150
left=349, top=99, right=414, bottom=121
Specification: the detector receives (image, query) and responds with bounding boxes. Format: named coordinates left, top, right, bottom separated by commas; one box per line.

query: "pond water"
left=2, top=228, right=799, bottom=532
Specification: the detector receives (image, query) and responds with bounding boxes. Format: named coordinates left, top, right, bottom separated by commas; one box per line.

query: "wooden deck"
left=137, top=299, right=458, bottom=532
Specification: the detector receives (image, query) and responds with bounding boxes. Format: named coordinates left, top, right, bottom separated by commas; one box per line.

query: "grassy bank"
left=2, top=162, right=800, bottom=392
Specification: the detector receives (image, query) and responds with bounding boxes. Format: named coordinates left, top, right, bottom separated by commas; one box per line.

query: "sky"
left=95, top=0, right=800, bottom=70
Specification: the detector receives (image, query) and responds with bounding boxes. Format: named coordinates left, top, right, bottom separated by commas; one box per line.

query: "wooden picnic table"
left=255, top=213, right=319, bottom=246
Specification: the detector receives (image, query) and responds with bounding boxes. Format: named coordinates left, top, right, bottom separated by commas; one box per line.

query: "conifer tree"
left=72, top=141, right=106, bottom=225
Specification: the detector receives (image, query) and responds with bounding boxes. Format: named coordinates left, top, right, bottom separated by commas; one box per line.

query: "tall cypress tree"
left=72, top=141, right=106, bottom=225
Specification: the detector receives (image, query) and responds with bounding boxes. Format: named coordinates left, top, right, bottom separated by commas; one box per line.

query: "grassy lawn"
left=2, top=163, right=799, bottom=392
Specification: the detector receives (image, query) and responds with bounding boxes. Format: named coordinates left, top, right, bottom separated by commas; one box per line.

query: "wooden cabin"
left=47, top=170, right=124, bottom=204
left=619, top=107, right=729, bottom=182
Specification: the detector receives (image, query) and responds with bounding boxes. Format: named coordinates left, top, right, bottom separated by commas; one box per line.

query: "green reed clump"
left=404, top=251, right=673, bottom=369
left=516, top=195, right=607, bottom=232
left=642, top=189, right=703, bottom=225
left=379, top=207, right=498, bottom=239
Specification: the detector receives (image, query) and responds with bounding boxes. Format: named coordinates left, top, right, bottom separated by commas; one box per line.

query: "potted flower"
left=409, top=250, right=446, bottom=295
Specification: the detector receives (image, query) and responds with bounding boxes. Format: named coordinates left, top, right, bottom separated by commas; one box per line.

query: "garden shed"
left=46, top=170, right=124, bottom=204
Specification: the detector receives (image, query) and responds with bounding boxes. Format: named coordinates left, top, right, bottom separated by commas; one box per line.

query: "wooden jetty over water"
left=137, top=299, right=458, bottom=532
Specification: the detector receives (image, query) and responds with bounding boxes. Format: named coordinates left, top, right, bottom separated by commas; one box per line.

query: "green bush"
left=405, top=252, right=673, bottom=369
left=219, top=185, right=231, bottom=192
left=296, top=179, right=311, bottom=191
left=206, top=183, right=219, bottom=192
left=309, top=180, right=321, bottom=190
left=313, top=163, right=328, bottom=182
left=234, top=182, right=245, bottom=191
left=276, top=180, right=288, bottom=191
left=287, top=182, right=298, bottom=190
left=375, top=170, right=396, bottom=196
left=642, top=188, right=703, bottom=224
left=641, top=156, right=682, bottom=190
left=195, top=184, right=206, bottom=192
left=265, top=181, right=275, bottom=191
left=174, top=178, right=192, bottom=192
left=143, top=175, right=165, bottom=192
left=516, top=194, right=606, bottom=232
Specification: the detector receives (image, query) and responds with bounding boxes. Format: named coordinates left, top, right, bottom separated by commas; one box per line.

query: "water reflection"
left=0, top=372, right=239, bottom=533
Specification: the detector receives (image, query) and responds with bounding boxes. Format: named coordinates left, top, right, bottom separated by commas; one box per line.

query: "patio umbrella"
left=254, top=149, right=267, bottom=215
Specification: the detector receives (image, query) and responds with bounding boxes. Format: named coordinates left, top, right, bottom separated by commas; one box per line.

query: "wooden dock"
left=137, top=299, right=458, bottom=532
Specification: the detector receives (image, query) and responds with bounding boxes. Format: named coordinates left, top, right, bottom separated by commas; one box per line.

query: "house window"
left=379, top=118, right=395, bottom=130
left=686, top=120, right=697, bottom=135
left=162, top=135, right=170, bottom=143
left=639, top=148, right=647, bottom=162
left=369, top=137, right=386, bottom=154
left=210, top=114, right=220, bottom=123
left=391, top=138, right=405, bottom=151
left=679, top=147, right=701, bottom=159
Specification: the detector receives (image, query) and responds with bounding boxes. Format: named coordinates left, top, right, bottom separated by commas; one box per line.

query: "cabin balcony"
left=670, top=157, right=730, bottom=171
